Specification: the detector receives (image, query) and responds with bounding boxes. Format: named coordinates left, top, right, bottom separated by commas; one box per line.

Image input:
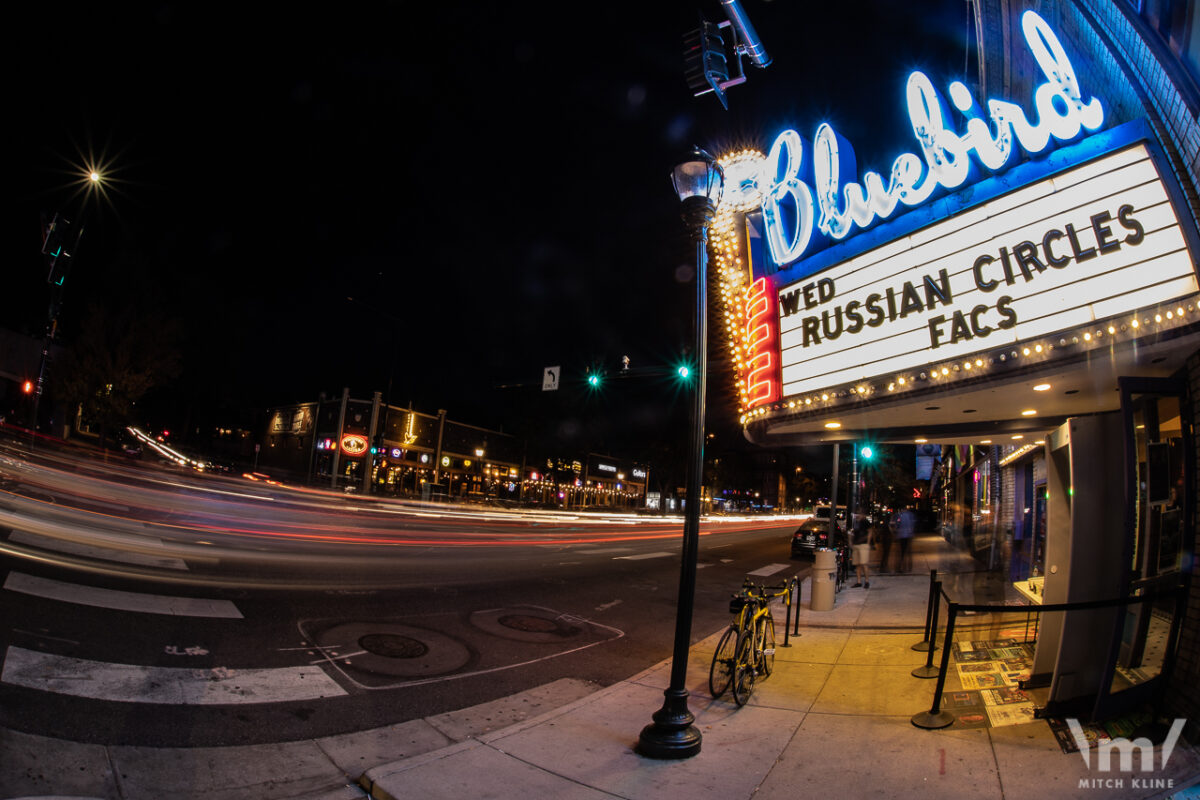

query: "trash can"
left=812, top=547, right=836, bottom=611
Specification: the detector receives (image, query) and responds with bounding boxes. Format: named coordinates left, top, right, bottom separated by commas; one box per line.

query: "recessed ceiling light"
left=1022, top=409, right=1037, bottom=416
left=824, top=422, right=842, bottom=429
left=1035, top=440, right=1045, bottom=445
left=980, top=439, right=992, bottom=444
left=915, top=438, right=927, bottom=443
left=1012, top=435, right=1024, bottom=439
left=1033, top=383, right=1051, bottom=391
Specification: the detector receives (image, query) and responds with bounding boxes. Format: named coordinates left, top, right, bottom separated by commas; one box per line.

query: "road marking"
left=8, top=529, right=189, bottom=570
left=613, top=551, right=674, bottom=561
left=1, top=646, right=345, bottom=704
left=3, top=572, right=242, bottom=618
left=12, top=628, right=79, bottom=646
left=747, top=563, right=791, bottom=576
left=595, top=599, right=622, bottom=611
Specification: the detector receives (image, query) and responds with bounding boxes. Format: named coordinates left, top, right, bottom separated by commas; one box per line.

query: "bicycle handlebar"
left=737, top=579, right=791, bottom=599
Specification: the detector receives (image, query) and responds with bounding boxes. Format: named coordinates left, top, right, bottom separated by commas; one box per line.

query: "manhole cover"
left=302, top=620, right=472, bottom=684
left=499, top=614, right=563, bottom=634
left=469, top=606, right=593, bottom=643
left=359, top=633, right=429, bottom=659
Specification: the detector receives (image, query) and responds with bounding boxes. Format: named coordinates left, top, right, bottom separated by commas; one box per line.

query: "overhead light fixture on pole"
left=637, top=147, right=724, bottom=760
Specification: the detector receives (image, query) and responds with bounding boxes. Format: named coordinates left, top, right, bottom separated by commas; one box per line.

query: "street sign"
left=542, top=366, right=560, bottom=391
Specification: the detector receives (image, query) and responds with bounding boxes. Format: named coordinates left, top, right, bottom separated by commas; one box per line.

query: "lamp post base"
left=636, top=688, right=702, bottom=759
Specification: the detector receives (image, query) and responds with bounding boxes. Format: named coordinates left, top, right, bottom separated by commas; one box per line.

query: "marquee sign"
left=777, top=139, right=1197, bottom=397
left=712, top=9, right=1200, bottom=425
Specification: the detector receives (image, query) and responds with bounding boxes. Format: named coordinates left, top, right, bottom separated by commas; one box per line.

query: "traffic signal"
left=42, top=212, right=76, bottom=286
left=41, top=213, right=71, bottom=258
left=860, top=445, right=874, bottom=460
left=22, top=380, right=34, bottom=395
left=587, top=372, right=602, bottom=388
left=676, top=364, right=692, bottom=380
left=683, top=19, right=730, bottom=109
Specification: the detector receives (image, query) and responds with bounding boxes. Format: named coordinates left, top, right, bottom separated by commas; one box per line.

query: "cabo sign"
left=762, top=10, right=1104, bottom=269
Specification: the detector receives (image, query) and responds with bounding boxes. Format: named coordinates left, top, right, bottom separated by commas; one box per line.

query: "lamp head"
left=671, top=147, right=724, bottom=206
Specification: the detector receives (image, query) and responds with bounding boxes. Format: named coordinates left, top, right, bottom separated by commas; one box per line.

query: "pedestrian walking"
left=851, top=512, right=874, bottom=588
left=895, top=505, right=916, bottom=573
left=876, top=511, right=893, bottom=573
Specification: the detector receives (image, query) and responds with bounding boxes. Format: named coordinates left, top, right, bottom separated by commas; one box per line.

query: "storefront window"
left=1131, top=393, right=1185, bottom=576
left=1111, top=385, right=1189, bottom=699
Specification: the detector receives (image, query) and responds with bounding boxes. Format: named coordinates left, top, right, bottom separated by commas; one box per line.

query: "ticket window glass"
left=1032, top=484, right=1047, bottom=579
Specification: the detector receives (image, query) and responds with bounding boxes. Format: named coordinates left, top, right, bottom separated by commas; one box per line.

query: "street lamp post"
left=637, top=148, right=723, bottom=760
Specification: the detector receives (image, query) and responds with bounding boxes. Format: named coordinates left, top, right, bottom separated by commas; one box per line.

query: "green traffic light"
left=677, top=365, right=691, bottom=379
left=588, top=373, right=601, bottom=387
left=860, top=446, right=874, bottom=460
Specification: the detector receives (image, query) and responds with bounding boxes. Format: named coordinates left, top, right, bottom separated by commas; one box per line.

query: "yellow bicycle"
left=709, top=579, right=789, bottom=705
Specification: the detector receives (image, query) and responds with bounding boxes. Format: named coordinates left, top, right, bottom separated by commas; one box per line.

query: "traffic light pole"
left=32, top=212, right=86, bottom=437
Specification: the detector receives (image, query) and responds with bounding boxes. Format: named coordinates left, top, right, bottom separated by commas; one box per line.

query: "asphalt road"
left=0, top=437, right=809, bottom=748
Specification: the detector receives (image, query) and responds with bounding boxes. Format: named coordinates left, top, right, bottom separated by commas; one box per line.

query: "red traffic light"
left=21, top=380, right=34, bottom=394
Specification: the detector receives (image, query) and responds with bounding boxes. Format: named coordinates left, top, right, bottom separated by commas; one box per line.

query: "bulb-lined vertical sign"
left=743, top=277, right=780, bottom=408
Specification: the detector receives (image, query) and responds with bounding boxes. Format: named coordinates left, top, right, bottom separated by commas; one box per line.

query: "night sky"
left=6, top=1, right=969, bottom=460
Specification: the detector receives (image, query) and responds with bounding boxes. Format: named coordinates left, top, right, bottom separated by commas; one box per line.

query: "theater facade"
left=712, top=1, right=1200, bottom=733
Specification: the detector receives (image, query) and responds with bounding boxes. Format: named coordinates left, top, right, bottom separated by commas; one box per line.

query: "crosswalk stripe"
left=613, top=551, right=674, bottom=561
left=3, top=572, right=242, bottom=618
left=747, top=563, right=791, bottom=576
left=8, top=529, right=189, bottom=570
left=1, top=646, right=346, bottom=704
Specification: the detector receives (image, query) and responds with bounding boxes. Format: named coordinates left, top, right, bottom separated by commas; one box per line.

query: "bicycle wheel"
left=708, top=626, right=738, bottom=698
left=731, top=631, right=757, bottom=706
left=759, top=616, right=776, bottom=677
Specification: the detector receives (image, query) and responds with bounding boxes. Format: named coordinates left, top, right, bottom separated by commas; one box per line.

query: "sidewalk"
left=6, top=533, right=1200, bottom=800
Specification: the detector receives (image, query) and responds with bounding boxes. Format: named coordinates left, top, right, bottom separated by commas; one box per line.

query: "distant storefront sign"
left=340, top=434, right=369, bottom=457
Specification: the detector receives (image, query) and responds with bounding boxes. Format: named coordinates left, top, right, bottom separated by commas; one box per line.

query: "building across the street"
left=260, top=390, right=648, bottom=509
left=711, top=0, right=1200, bottom=738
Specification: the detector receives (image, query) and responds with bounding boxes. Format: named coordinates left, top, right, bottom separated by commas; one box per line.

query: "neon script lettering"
left=761, top=10, right=1104, bottom=267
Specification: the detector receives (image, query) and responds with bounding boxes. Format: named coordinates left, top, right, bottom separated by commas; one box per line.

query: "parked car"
left=790, top=505, right=849, bottom=558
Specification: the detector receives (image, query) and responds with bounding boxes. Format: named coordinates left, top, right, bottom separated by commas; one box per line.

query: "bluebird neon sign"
left=762, top=10, right=1104, bottom=268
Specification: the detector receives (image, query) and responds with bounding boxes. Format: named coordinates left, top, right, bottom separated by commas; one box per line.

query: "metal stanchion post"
left=913, top=569, right=939, bottom=652
left=793, top=577, right=801, bottom=637
left=782, top=579, right=792, bottom=647
left=912, top=581, right=943, bottom=678
left=912, top=602, right=958, bottom=729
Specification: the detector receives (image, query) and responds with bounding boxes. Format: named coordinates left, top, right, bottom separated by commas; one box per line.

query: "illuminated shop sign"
left=776, top=140, right=1197, bottom=397
left=597, top=463, right=618, bottom=473
left=340, top=434, right=369, bottom=456
left=632, top=468, right=647, bottom=479
left=761, top=10, right=1103, bottom=268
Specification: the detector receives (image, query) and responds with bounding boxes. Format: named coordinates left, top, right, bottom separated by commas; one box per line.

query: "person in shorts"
left=851, top=513, right=874, bottom=588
